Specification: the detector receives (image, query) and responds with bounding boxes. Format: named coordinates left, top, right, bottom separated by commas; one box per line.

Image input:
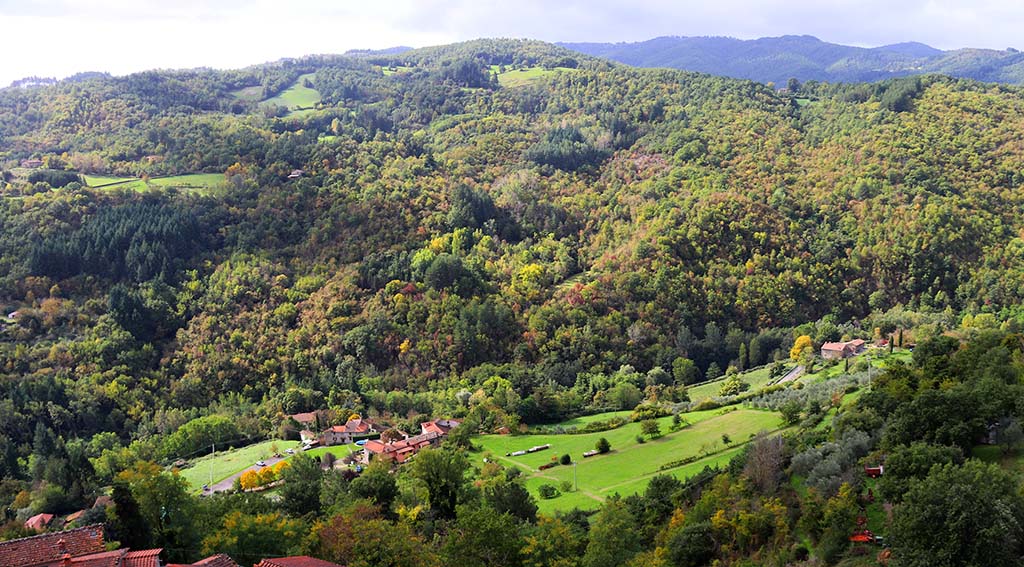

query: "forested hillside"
left=2, top=38, right=1024, bottom=565
left=562, top=35, right=1024, bottom=85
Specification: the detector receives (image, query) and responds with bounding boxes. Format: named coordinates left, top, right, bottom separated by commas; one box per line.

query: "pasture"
left=85, top=173, right=225, bottom=193
left=491, top=66, right=579, bottom=88
left=687, top=364, right=782, bottom=402
left=176, top=439, right=300, bottom=490
left=262, top=73, right=321, bottom=116
left=474, top=407, right=784, bottom=512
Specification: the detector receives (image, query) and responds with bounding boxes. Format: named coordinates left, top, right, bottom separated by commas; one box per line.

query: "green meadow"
left=474, top=407, right=784, bottom=512
left=686, top=364, right=782, bottom=402
left=85, top=173, right=225, bottom=193
left=176, top=439, right=300, bottom=490
left=262, top=73, right=321, bottom=116
left=491, top=66, right=579, bottom=87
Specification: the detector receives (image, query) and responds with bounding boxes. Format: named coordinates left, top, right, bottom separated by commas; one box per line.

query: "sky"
left=1, top=0, right=1022, bottom=86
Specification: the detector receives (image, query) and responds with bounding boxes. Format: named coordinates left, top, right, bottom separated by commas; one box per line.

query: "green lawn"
left=491, top=66, right=578, bottom=88
left=474, top=408, right=784, bottom=512
left=176, top=440, right=300, bottom=490
left=263, top=73, right=321, bottom=116
left=84, top=173, right=224, bottom=193
left=302, top=444, right=362, bottom=461
left=687, top=365, right=782, bottom=402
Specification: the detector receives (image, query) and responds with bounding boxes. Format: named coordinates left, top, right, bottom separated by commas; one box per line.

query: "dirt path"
left=777, top=365, right=804, bottom=384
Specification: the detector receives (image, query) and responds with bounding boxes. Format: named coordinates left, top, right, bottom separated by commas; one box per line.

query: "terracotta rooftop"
left=255, top=556, right=344, bottom=567
left=0, top=524, right=105, bottom=567
left=168, top=553, right=241, bottom=567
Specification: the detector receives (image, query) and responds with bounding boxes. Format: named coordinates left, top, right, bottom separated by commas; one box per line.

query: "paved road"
left=778, top=365, right=804, bottom=384
left=204, top=454, right=288, bottom=494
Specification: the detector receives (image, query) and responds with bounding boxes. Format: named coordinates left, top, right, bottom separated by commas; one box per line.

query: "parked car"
left=285, top=448, right=295, bottom=454
left=255, top=460, right=266, bottom=467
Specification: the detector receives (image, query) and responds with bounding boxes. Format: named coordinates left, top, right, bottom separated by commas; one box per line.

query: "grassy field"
left=491, top=66, right=578, bottom=88
left=545, top=411, right=633, bottom=429
left=231, top=85, right=264, bottom=101
left=972, top=445, right=1024, bottom=476
left=474, top=407, right=784, bottom=512
left=381, top=65, right=414, bottom=76
left=263, top=73, right=321, bottom=116
left=84, top=173, right=224, bottom=193
left=800, top=348, right=911, bottom=384
left=687, top=364, right=782, bottom=402
left=176, top=440, right=300, bottom=490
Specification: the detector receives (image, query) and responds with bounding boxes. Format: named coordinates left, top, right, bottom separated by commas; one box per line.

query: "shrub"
left=559, top=454, right=571, bottom=465
left=537, top=484, right=560, bottom=499
left=596, top=437, right=611, bottom=454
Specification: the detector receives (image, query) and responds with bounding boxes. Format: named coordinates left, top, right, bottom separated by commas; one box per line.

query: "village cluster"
left=289, top=411, right=461, bottom=465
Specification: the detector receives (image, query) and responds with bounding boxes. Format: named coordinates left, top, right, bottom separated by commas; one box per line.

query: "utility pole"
left=209, top=443, right=214, bottom=488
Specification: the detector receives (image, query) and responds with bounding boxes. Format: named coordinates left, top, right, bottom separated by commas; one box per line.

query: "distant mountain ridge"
left=559, top=35, right=1024, bottom=85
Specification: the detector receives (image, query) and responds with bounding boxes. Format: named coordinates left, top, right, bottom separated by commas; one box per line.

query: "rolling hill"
left=560, top=34, right=1024, bottom=85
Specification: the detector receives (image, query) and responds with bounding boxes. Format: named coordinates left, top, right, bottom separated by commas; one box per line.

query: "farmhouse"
left=0, top=524, right=164, bottom=567
left=319, top=417, right=383, bottom=446
left=169, top=554, right=241, bottom=567
left=288, top=411, right=322, bottom=430
left=24, top=513, right=53, bottom=532
left=820, top=339, right=866, bottom=360
left=362, top=419, right=461, bottom=464
left=255, top=556, right=345, bottom=567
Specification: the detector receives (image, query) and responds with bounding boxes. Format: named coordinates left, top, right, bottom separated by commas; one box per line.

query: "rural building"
left=24, top=513, right=53, bottom=532
left=288, top=411, right=323, bottom=430
left=300, top=429, right=318, bottom=444
left=363, top=419, right=461, bottom=464
left=319, top=417, right=383, bottom=446
left=255, top=556, right=344, bottom=567
left=287, top=169, right=305, bottom=179
left=820, top=339, right=866, bottom=360
left=20, top=159, right=43, bottom=168
left=0, top=524, right=163, bottom=567
left=420, top=418, right=460, bottom=436
left=169, top=554, right=241, bottom=567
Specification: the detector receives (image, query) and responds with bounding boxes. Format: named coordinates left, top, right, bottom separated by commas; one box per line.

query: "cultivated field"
left=474, top=407, right=784, bottom=512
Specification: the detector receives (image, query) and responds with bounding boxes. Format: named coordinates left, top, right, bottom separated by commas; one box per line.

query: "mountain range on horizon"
left=559, top=34, right=1024, bottom=85
left=10, top=34, right=1024, bottom=90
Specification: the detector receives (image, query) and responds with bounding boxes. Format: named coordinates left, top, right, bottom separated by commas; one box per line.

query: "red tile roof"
left=289, top=412, right=318, bottom=424
left=57, top=548, right=163, bottom=567
left=123, top=549, right=164, bottom=567
left=0, top=524, right=106, bottom=567
left=255, top=556, right=344, bottom=567
left=25, top=513, right=54, bottom=531
left=168, top=553, right=240, bottom=567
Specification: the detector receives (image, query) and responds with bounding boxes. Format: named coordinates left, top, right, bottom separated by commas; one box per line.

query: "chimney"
left=58, top=538, right=72, bottom=567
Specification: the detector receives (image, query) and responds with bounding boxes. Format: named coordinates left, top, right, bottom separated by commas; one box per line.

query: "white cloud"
left=0, top=0, right=1022, bottom=86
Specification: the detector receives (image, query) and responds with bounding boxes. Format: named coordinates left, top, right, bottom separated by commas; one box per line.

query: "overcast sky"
left=1, top=0, right=1021, bottom=86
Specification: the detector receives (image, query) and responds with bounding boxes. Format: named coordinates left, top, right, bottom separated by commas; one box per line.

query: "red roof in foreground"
left=255, top=556, right=345, bottom=567
left=168, top=553, right=241, bottom=567
left=0, top=524, right=105, bottom=567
